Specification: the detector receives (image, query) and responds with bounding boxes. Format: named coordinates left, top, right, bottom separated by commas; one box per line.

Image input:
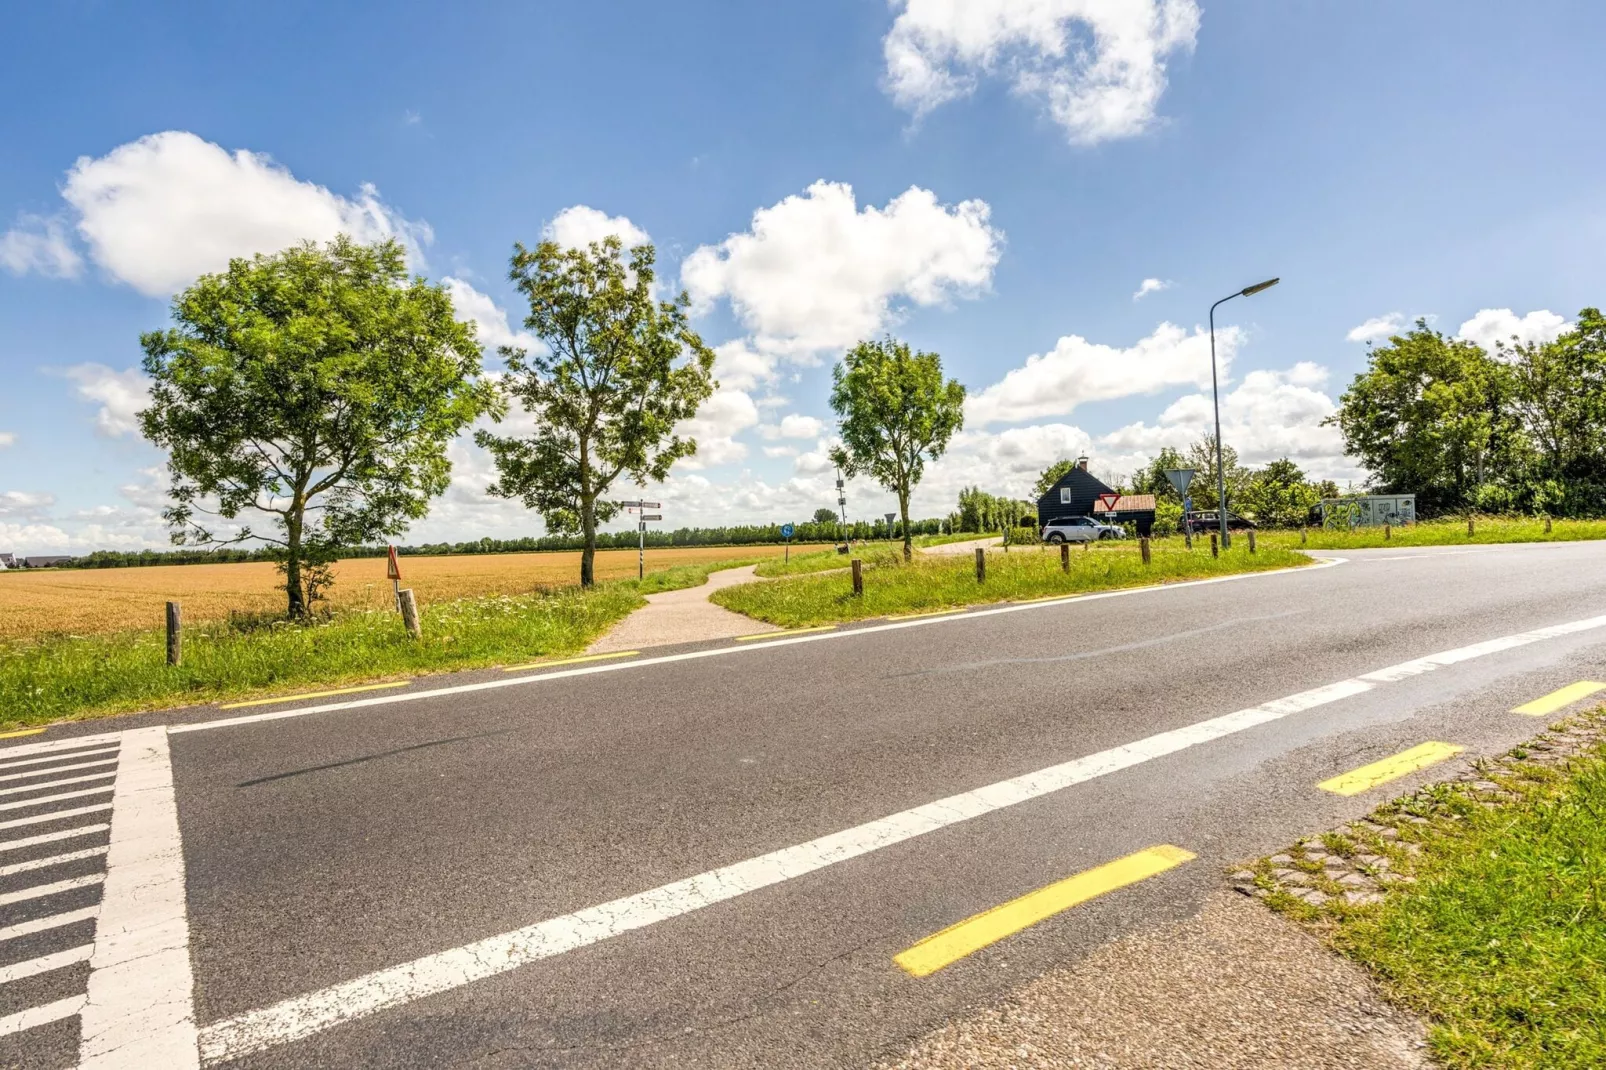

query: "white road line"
left=0, top=803, right=111, bottom=831
left=0, top=873, right=103, bottom=906
left=0, top=994, right=86, bottom=1037
left=0, top=758, right=117, bottom=785
left=0, top=824, right=110, bottom=854
left=80, top=726, right=197, bottom=1069
left=0, top=906, right=99, bottom=943
left=0, top=785, right=114, bottom=814
left=173, top=558, right=1346, bottom=737
left=0, top=772, right=116, bottom=798
left=195, top=608, right=1606, bottom=1065
left=0, top=845, right=108, bottom=878
left=0, top=747, right=118, bottom=773
left=0, top=944, right=92, bottom=984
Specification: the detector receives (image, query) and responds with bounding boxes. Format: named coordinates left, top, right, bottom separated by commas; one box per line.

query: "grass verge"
left=1262, top=514, right=1606, bottom=551
left=717, top=541, right=1309, bottom=627
left=0, top=557, right=758, bottom=729
left=1256, top=711, right=1606, bottom=1068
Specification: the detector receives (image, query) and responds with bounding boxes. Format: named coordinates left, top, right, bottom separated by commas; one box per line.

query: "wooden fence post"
left=1140, top=537, right=1151, bottom=565
left=1384, top=523, right=1391, bottom=540
left=165, top=601, right=181, bottom=667
left=1184, top=529, right=1192, bottom=550
left=1545, top=516, right=1552, bottom=534
left=974, top=547, right=986, bottom=582
left=1060, top=543, right=1070, bottom=572
left=1300, top=526, right=1307, bottom=545
left=398, top=589, right=422, bottom=638
left=851, top=558, right=863, bottom=596
left=1247, top=530, right=1256, bottom=554
left=1467, top=516, right=1475, bottom=537
left=1210, top=533, right=1219, bottom=558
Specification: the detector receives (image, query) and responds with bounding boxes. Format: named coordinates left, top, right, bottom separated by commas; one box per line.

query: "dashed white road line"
left=0, top=995, right=87, bottom=1037
left=0, top=845, right=109, bottom=878
left=79, top=725, right=197, bottom=1069
left=0, top=944, right=93, bottom=984
left=0, top=758, right=118, bottom=785
left=0, top=906, right=99, bottom=943
left=195, top=609, right=1606, bottom=1065
left=0, top=873, right=104, bottom=906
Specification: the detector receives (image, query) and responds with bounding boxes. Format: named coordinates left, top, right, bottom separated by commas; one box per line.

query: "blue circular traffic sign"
left=780, top=523, right=795, bottom=539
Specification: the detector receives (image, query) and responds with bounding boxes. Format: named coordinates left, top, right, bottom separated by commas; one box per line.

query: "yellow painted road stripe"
left=1318, top=741, right=1464, bottom=796
left=219, top=682, right=410, bottom=710
left=885, top=608, right=966, bottom=622
left=734, top=626, right=835, bottom=641
left=502, top=651, right=640, bottom=673
left=1013, top=593, right=1078, bottom=604
left=894, top=845, right=1195, bottom=978
left=1512, top=680, right=1606, bottom=716
left=0, top=729, right=45, bottom=741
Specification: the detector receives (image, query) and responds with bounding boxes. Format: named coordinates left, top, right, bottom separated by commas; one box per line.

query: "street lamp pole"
left=1208, top=277, right=1279, bottom=550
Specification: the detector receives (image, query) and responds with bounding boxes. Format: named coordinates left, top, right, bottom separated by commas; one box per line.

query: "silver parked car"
left=1041, top=516, right=1125, bottom=543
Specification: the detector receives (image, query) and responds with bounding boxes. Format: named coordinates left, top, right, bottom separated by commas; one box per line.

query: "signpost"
left=1096, top=492, right=1121, bottom=517
left=622, top=500, right=662, bottom=579
left=1166, top=469, right=1197, bottom=543
left=835, top=469, right=849, bottom=552
left=386, top=545, right=402, bottom=609
left=781, top=522, right=794, bottom=564
left=884, top=512, right=896, bottom=539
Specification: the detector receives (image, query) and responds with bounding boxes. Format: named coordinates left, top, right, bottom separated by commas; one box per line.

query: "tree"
left=1032, top=459, right=1078, bottom=500
left=1184, top=435, right=1252, bottom=513
left=477, top=236, right=714, bottom=586
left=139, top=237, right=499, bottom=619
left=829, top=338, right=966, bottom=561
left=1129, top=446, right=1190, bottom=503
left=1328, top=321, right=1518, bottom=515
left=1504, top=309, right=1606, bottom=514
left=812, top=507, right=840, bottom=525
left=1239, top=458, right=1322, bottom=528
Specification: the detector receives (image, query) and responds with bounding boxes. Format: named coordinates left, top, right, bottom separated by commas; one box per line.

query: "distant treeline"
left=39, top=518, right=948, bottom=570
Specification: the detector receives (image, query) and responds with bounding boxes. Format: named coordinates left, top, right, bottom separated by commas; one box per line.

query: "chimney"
left=1076, top=456, right=1089, bottom=471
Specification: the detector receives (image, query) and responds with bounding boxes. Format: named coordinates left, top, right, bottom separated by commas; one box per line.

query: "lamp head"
left=1240, top=277, right=1280, bottom=297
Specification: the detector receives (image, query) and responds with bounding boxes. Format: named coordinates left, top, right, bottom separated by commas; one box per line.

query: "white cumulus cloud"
left=965, top=321, right=1238, bottom=427
left=675, top=387, right=761, bottom=470
left=682, top=180, right=1002, bottom=360
left=442, top=277, right=540, bottom=353
left=758, top=413, right=823, bottom=440
left=65, top=364, right=151, bottom=437
left=1346, top=313, right=1405, bottom=343
left=0, top=214, right=82, bottom=278
left=542, top=205, right=650, bottom=250
left=883, top=0, right=1201, bottom=144
left=1456, top=308, right=1571, bottom=353
left=1132, top=277, right=1170, bottom=301
left=3, top=130, right=428, bottom=297
left=0, top=432, right=15, bottom=449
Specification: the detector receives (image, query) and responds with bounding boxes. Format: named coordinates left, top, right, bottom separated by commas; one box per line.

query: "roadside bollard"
left=1184, top=529, right=1192, bottom=550
left=1300, top=526, right=1307, bottom=545
left=1210, top=533, right=1219, bottom=558
left=1385, top=523, right=1391, bottom=540
left=1545, top=516, right=1553, bottom=534
left=165, top=601, right=182, bottom=666
left=851, top=558, right=863, bottom=596
left=1468, top=517, right=1475, bottom=537
left=398, top=589, right=422, bottom=638
left=1140, top=537, right=1151, bottom=565
left=1247, top=530, right=1256, bottom=554
left=1083, top=539, right=1091, bottom=552
left=1060, top=543, right=1070, bottom=572
left=974, top=547, right=985, bottom=582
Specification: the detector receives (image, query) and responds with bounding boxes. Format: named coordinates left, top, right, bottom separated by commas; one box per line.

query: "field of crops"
left=0, top=545, right=806, bottom=640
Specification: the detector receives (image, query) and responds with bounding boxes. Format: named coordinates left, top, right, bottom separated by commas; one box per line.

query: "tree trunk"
left=898, top=488, right=912, bottom=563
left=285, top=511, right=306, bottom=620
left=580, top=494, right=597, bottom=588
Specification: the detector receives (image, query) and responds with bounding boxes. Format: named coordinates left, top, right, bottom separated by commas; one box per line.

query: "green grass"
left=0, top=557, right=758, bottom=729
left=1261, top=514, right=1606, bottom=551
left=1287, top=725, right=1606, bottom=1068
left=716, top=540, right=1310, bottom=626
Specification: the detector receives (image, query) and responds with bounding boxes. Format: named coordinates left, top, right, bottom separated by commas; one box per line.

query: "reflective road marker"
left=895, top=845, right=1195, bottom=977
left=1512, top=680, right=1606, bottom=716
left=1318, top=741, right=1465, bottom=796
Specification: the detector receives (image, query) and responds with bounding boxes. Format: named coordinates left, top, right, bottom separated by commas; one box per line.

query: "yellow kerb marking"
left=894, top=845, right=1195, bottom=978
left=1318, top=741, right=1464, bottom=796
left=219, top=682, right=410, bottom=709
left=1014, top=593, right=1078, bottom=604
left=0, top=729, right=45, bottom=740
left=1512, top=681, right=1606, bottom=716
left=734, top=626, right=835, bottom=642
left=885, top=609, right=965, bottom=621
left=502, top=651, right=640, bottom=673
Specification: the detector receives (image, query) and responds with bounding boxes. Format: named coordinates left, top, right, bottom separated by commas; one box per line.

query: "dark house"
left=1036, top=457, right=1158, bottom=537
left=22, top=556, right=72, bottom=569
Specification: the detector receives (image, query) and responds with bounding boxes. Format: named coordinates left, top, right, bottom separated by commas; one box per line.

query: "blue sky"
left=3, top=1, right=1603, bottom=552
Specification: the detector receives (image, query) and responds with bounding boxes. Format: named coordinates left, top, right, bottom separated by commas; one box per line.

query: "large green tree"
left=1329, top=321, right=1518, bottom=515
left=829, top=338, right=965, bottom=561
left=477, top=236, right=715, bottom=586
left=1505, top=309, right=1606, bottom=514
left=1239, top=458, right=1322, bottom=527
left=1183, top=435, right=1252, bottom=513
left=139, top=237, right=499, bottom=618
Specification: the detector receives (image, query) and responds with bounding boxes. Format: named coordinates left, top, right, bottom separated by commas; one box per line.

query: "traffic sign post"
left=622, top=499, right=663, bottom=579
left=386, top=545, right=402, bottom=609
left=780, top=522, right=794, bottom=564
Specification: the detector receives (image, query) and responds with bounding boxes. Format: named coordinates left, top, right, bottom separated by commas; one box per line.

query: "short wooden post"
left=974, top=547, right=986, bottom=582
left=1545, top=516, right=1552, bottom=534
left=398, top=589, right=422, bottom=638
left=1210, top=533, right=1219, bottom=558
left=1300, top=526, right=1307, bottom=545
left=851, top=558, right=864, bottom=596
left=1247, top=530, right=1256, bottom=554
left=1060, top=543, right=1070, bottom=572
left=1384, top=523, right=1391, bottom=540
left=1140, top=537, right=1151, bottom=565
left=1184, top=529, right=1192, bottom=550
left=1467, top=516, right=1475, bottom=537
left=165, top=601, right=181, bottom=666
left=1084, top=539, right=1091, bottom=552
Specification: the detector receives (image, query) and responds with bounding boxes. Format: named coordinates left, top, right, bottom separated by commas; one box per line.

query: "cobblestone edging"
left=1230, top=708, right=1606, bottom=913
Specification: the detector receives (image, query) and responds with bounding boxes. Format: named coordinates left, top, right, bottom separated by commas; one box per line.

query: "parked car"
left=1183, top=510, right=1256, bottom=533
left=1041, top=516, right=1125, bottom=543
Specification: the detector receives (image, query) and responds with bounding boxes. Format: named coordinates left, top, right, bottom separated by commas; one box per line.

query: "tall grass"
left=716, top=541, right=1310, bottom=627
left=1262, top=514, right=1606, bottom=551
left=0, top=559, right=757, bottom=728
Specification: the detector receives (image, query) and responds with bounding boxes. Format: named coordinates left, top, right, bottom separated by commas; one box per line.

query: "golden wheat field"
left=0, top=545, right=798, bottom=640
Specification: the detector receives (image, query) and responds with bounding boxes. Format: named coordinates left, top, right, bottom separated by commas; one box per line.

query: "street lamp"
left=1208, top=277, right=1279, bottom=549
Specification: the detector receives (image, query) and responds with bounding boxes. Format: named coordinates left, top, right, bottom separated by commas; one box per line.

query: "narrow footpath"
left=587, top=565, right=778, bottom=653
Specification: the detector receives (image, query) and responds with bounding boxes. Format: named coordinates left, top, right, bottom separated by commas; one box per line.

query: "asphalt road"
left=6, top=541, right=1606, bottom=1069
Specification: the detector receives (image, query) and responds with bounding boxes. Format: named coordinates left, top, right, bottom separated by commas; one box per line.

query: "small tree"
left=829, top=337, right=965, bottom=561
left=477, top=236, right=714, bottom=586
left=139, top=237, right=500, bottom=618
left=812, top=507, right=840, bottom=525
left=1239, top=458, right=1322, bottom=527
